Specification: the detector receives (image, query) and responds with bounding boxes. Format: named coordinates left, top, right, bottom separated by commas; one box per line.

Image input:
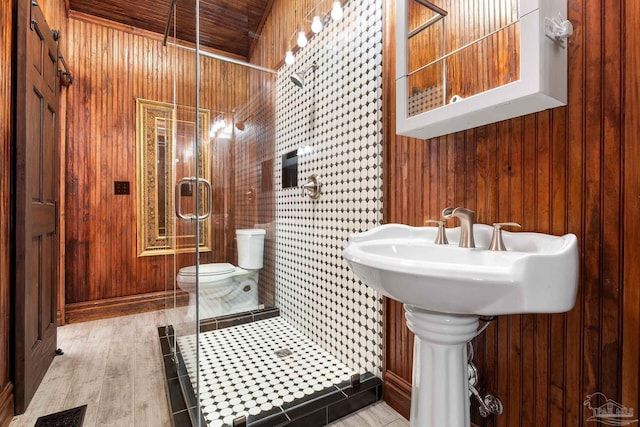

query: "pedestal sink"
left=343, top=224, right=579, bottom=427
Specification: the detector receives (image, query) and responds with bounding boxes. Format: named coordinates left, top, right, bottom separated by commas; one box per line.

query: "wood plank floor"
left=9, top=311, right=408, bottom=427
left=328, top=402, right=409, bottom=427
left=9, top=311, right=171, bottom=427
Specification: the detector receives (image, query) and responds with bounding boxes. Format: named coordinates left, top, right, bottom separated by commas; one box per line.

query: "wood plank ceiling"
left=68, top=0, right=272, bottom=58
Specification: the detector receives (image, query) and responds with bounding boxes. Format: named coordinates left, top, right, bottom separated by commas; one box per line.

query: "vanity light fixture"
left=311, top=16, right=323, bottom=33
left=283, top=1, right=348, bottom=66
left=331, top=1, right=343, bottom=21
left=284, top=50, right=295, bottom=65
left=297, top=31, right=308, bottom=47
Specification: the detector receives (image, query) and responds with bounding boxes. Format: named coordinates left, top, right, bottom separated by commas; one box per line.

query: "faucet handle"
left=425, top=219, right=449, bottom=245
left=488, top=222, right=522, bottom=251
left=441, top=207, right=455, bottom=218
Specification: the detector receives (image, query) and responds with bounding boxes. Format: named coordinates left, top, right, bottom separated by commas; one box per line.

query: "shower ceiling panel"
left=68, top=0, right=271, bottom=58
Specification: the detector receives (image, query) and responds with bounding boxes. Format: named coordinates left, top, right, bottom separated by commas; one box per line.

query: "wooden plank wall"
left=0, top=0, right=14, bottom=422
left=621, top=0, right=640, bottom=415
left=63, top=13, right=249, bottom=318
left=383, top=0, right=639, bottom=425
left=250, top=0, right=335, bottom=69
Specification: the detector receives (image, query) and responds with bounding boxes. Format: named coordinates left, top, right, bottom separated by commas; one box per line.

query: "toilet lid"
left=179, top=263, right=236, bottom=277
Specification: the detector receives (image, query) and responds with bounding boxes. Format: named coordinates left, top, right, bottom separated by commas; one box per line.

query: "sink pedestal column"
left=404, top=305, right=479, bottom=427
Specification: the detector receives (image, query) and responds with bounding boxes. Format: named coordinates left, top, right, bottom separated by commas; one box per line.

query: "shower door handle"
left=175, top=177, right=212, bottom=221
left=199, top=178, right=212, bottom=221
left=175, top=177, right=196, bottom=221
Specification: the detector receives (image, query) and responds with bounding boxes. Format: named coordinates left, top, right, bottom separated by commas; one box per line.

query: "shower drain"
left=274, top=348, right=293, bottom=358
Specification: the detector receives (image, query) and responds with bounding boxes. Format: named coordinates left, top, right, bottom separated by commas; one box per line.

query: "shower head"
left=235, top=121, right=246, bottom=131
left=291, top=73, right=305, bottom=88
left=290, top=62, right=318, bottom=88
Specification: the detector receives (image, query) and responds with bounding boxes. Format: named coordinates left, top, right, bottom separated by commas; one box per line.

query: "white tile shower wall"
left=275, top=0, right=383, bottom=377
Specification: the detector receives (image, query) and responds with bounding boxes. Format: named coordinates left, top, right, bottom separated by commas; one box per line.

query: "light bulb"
left=311, top=16, right=323, bottom=33
left=297, top=31, right=308, bottom=48
left=284, top=50, right=295, bottom=65
left=331, top=1, right=343, bottom=21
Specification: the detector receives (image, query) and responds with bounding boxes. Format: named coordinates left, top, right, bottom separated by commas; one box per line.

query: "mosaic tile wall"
left=275, top=0, right=384, bottom=376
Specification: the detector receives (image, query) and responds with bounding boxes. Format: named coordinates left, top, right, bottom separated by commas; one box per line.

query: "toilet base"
left=182, top=272, right=260, bottom=321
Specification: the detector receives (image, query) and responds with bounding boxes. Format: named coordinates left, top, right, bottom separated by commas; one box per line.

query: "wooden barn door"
left=13, top=0, right=60, bottom=414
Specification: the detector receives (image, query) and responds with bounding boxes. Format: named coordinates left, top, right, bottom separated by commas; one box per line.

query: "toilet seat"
left=177, top=263, right=251, bottom=286
left=179, top=263, right=236, bottom=278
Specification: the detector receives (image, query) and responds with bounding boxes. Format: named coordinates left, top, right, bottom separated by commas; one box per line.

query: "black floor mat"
left=34, top=405, right=87, bottom=427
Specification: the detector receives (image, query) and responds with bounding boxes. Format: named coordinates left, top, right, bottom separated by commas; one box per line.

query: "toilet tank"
left=236, top=229, right=266, bottom=270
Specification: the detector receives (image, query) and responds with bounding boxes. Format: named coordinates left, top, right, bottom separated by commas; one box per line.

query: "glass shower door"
left=171, top=106, right=209, bottom=427
left=160, top=0, right=279, bottom=425
left=162, top=0, right=207, bottom=425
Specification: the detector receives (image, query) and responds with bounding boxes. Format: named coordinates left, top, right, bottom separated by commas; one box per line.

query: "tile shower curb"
left=159, top=309, right=382, bottom=427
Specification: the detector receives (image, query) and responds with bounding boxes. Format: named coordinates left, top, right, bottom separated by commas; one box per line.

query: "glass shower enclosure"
left=156, top=1, right=386, bottom=425
left=159, top=1, right=278, bottom=425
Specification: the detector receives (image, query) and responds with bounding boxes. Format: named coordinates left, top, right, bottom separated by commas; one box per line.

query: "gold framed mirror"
left=136, top=98, right=212, bottom=257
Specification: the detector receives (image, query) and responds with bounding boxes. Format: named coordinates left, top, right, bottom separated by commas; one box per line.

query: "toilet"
left=177, top=228, right=266, bottom=320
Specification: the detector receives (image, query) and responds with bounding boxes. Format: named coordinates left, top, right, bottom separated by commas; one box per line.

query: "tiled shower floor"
left=175, top=317, right=379, bottom=426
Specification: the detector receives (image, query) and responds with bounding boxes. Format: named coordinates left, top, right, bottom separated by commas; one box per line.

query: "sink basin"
left=343, top=223, right=579, bottom=316
left=344, top=223, right=579, bottom=427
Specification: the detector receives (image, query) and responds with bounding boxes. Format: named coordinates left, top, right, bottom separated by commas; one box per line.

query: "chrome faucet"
left=442, top=207, right=476, bottom=248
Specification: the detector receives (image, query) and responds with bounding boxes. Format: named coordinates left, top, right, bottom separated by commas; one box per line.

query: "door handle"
left=175, top=177, right=196, bottom=221
left=175, top=177, right=212, bottom=221
left=199, top=178, right=212, bottom=221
